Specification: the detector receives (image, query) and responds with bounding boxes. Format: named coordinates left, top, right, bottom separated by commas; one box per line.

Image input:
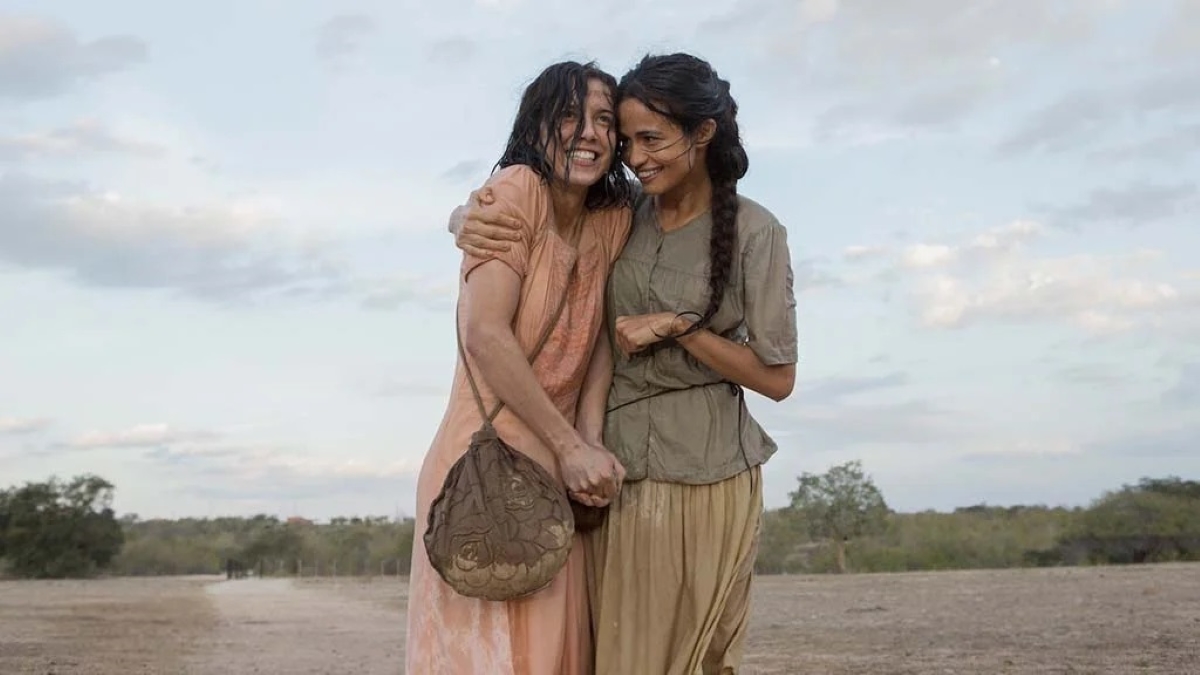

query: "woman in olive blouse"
left=452, top=53, right=798, bottom=675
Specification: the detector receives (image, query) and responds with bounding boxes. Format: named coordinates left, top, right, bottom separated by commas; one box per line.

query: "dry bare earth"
left=1, top=564, right=1198, bottom=674
left=0, top=576, right=216, bottom=674
left=185, top=577, right=402, bottom=675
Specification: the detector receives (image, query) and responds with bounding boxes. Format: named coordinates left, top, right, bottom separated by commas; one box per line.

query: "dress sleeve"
left=600, top=205, right=633, bottom=270
left=741, top=216, right=799, bottom=366
left=460, top=165, right=548, bottom=281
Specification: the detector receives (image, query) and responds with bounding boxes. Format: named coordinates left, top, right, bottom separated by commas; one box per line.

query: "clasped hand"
left=453, top=189, right=653, bottom=506
left=560, top=440, right=626, bottom=508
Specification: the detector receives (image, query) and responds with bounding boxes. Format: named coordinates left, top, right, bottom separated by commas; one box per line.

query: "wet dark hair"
left=495, top=61, right=635, bottom=211
left=618, top=53, right=749, bottom=332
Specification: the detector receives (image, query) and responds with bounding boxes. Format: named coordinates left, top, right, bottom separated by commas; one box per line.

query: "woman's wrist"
left=576, top=419, right=603, bottom=446
left=667, top=313, right=697, bottom=338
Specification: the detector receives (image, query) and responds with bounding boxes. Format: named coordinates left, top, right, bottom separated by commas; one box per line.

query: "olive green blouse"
left=602, top=192, right=798, bottom=485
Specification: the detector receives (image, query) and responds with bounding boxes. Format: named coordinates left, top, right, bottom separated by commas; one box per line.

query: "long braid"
left=685, top=95, right=749, bottom=335
left=696, top=176, right=739, bottom=327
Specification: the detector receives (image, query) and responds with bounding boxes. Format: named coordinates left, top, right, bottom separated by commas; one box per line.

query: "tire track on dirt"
left=187, top=579, right=403, bottom=675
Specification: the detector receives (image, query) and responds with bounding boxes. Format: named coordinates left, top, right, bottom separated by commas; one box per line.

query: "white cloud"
left=155, top=444, right=418, bottom=481
left=849, top=218, right=1188, bottom=335
left=143, top=442, right=422, bottom=509
left=0, top=13, right=146, bottom=100
left=0, top=120, right=164, bottom=161
left=1089, top=122, right=1200, bottom=166
left=962, top=438, right=1083, bottom=461
left=0, top=172, right=350, bottom=302
left=898, top=221, right=1044, bottom=270
left=1161, top=362, right=1200, bottom=408
left=843, top=244, right=889, bottom=262
left=1043, top=182, right=1198, bottom=228
left=315, top=14, right=376, bottom=63
left=1154, top=1, right=1200, bottom=59
left=901, top=243, right=956, bottom=269
left=906, top=241, right=1186, bottom=333
left=999, top=68, right=1200, bottom=156
left=5, top=1, right=1197, bottom=518
left=797, top=0, right=840, bottom=27
left=0, top=417, right=51, bottom=435
left=67, top=423, right=220, bottom=449
left=722, top=0, right=1128, bottom=143
left=360, top=275, right=456, bottom=312
left=806, top=0, right=1109, bottom=78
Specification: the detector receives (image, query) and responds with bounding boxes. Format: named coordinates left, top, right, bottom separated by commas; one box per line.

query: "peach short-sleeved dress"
left=405, top=165, right=631, bottom=675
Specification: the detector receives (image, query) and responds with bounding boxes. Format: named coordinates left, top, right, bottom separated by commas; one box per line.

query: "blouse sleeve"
left=600, top=205, right=633, bottom=270
left=460, top=165, right=548, bottom=282
left=741, top=216, right=799, bottom=366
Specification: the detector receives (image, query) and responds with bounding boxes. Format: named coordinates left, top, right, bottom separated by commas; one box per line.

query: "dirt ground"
left=1, top=563, right=1197, bottom=674
left=0, top=576, right=216, bottom=674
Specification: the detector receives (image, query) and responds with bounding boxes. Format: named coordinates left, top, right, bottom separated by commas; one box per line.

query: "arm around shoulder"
left=459, top=165, right=548, bottom=282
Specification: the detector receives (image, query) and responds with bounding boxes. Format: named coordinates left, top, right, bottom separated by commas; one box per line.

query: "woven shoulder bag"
left=423, top=262, right=579, bottom=601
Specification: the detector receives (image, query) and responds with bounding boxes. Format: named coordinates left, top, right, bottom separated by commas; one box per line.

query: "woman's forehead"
left=618, top=98, right=675, bottom=129
left=583, top=79, right=614, bottom=108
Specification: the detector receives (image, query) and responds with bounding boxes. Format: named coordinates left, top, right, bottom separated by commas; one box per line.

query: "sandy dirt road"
left=0, top=576, right=216, bottom=674
left=2, top=563, right=1198, bottom=674
left=185, top=577, right=403, bottom=675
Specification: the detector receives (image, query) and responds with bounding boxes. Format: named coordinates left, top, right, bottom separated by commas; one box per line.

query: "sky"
left=1, top=0, right=1197, bottom=521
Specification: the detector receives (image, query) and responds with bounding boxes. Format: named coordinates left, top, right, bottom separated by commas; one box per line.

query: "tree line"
left=2, top=464, right=1198, bottom=580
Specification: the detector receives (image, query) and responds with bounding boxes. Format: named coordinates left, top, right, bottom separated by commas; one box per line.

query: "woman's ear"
left=694, top=118, right=718, bottom=147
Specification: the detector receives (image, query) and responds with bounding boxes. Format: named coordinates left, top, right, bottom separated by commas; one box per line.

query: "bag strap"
left=454, top=258, right=577, bottom=427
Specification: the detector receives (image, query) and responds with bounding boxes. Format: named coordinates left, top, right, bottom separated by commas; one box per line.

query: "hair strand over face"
left=495, top=61, right=635, bottom=211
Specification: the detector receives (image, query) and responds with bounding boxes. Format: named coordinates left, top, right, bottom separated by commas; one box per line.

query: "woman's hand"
left=613, top=312, right=693, bottom=356
left=559, top=440, right=625, bottom=507
left=454, top=187, right=524, bottom=258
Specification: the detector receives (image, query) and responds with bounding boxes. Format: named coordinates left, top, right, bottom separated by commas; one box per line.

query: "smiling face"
left=547, top=78, right=618, bottom=192
left=617, top=97, right=711, bottom=196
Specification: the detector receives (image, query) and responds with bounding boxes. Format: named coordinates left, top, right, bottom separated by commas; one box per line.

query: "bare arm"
left=462, top=260, right=621, bottom=504
left=613, top=313, right=794, bottom=401
left=575, top=323, right=615, bottom=445
left=675, top=322, right=795, bottom=402
left=462, top=261, right=582, bottom=454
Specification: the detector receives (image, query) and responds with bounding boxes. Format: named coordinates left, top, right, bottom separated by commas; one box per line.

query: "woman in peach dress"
left=404, top=61, right=635, bottom=674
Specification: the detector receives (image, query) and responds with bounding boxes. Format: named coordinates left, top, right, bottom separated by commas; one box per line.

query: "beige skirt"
left=585, top=467, right=763, bottom=675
